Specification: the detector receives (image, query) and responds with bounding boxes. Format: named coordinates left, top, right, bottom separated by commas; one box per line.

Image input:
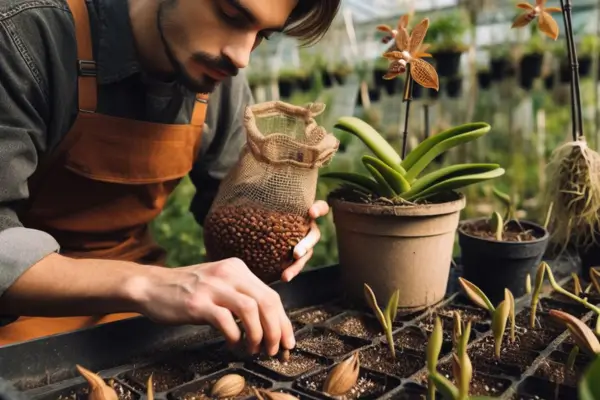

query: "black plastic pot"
left=520, top=53, right=544, bottom=80
left=411, top=84, right=423, bottom=99
left=458, top=218, right=550, bottom=304
left=321, top=71, right=333, bottom=88
left=446, top=77, right=463, bottom=98
left=373, top=68, right=387, bottom=89
left=580, top=56, right=592, bottom=77
left=382, top=78, right=398, bottom=95
left=477, top=71, right=492, bottom=90
left=297, top=76, right=313, bottom=92
left=519, top=74, right=535, bottom=91
left=490, top=58, right=509, bottom=81
left=543, top=74, right=555, bottom=90
left=278, top=80, right=294, bottom=98
left=432, top=51, right=462, bottom=77
left=578, top=239, right=600, bottom=277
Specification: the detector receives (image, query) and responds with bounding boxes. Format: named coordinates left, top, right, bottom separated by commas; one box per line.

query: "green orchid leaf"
left=490, top=211, right=504, bottom=241
left=364, top=164, right=395, bottom=198
left=405, top=168, right=506, bottom=202
left=579, top=353, right=600, bottom=400
left=403, top=122, right=491, bottom=181
left=320, top=172, right=381, bottom=195
left=334, top=117, right=405, bottom=173
left=362, top=155, right=410, bottom=195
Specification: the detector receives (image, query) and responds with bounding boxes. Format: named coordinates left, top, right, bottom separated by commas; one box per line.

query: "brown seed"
left=279, top=349, right=290, bottom=362
left=75, top=365, right=118, bottom=400
left=211, top=374, right=246, bottom=398
left=257, top=389, right=299, bottom=400
left=322, top=352, right=360, bottom=396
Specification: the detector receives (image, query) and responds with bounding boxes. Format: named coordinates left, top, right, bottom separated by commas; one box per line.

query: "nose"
left=222, top=32, right=256, bottom=70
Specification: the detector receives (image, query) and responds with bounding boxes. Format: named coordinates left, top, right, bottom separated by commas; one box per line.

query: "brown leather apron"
left=0, top=0, right=209, bottom=346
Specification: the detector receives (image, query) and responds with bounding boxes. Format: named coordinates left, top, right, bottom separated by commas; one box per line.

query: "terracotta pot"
left=458, top=218, right=549, bottom=304
left=329, top=193, right=466, bottom=312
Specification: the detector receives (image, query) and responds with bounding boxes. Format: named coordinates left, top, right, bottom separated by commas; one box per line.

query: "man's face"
left=157, top=0, right=298, bottom=93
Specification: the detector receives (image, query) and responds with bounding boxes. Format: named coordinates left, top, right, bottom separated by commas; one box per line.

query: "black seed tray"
left=0, top=257, right=592, bottom=400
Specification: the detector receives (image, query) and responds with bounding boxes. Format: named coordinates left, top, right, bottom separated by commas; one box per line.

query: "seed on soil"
left=296, top=331, right=357, bottom=358
left=255, top=351, right=322, bottom=377
left=56, top=380, right=138, bottom=400
left=211, top=374, right=246, bottom=398
left=291, top=306, right=340, bottom=325
left=359, top=344, right=424, bottom=378
left=122, top=363, right=194, bottom=393
left=322, top=352, right=360, bottom=396
left=415, top=362, right=510, bottom=397
left=329, top=315, right=382, bottom=339
left=203, top=205, right=311, bottom=283
left=533, top=359, right=583, bottom=387
left=297, top=371, right=384, bottom=400
left=176, top=374, right=269, bottom=400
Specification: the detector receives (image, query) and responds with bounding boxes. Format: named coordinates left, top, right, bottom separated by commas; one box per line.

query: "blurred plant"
left=511, top=0, right=561, bottom=41
left=426, top=9, right=470, bottom=53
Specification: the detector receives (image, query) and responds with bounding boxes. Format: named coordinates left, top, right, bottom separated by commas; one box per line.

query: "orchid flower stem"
left=545, top=264, right=600, bottom=315
left=401, top=67, right=414, bottom=158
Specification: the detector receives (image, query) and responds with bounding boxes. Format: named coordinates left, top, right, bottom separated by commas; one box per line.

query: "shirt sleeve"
left=0, top=10, right=70, bottom=304
left=188, top=70, right=254, bottom=225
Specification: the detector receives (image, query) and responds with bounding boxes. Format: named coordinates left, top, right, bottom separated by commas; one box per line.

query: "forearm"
left=0, top=252, right=151, bottom=317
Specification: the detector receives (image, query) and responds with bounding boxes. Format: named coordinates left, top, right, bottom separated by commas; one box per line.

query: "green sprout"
left=531, top=262, right=600, bottom=334
left=457, top=278, right=514, bottom=358
left=363, top=283, right=399, bottom=359
left=566, top=345, right=580, bottom=376
left=321, top=119, right=505, bottom=203
left=530, top=261, right=546, bottom=328
left=572, top=272, right=583, bottom=297
left=452, top=311, right=463, bottom=349
left=427, top=319, right=494, bottom=400
left=525, top=274, right=532, bottom=294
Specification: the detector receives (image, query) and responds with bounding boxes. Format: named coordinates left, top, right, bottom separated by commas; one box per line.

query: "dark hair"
left=284, top=1, right=341, bottom=46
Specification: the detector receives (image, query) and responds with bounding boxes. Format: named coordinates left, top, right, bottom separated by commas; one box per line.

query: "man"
left=0, top=0, right=340, bottom=356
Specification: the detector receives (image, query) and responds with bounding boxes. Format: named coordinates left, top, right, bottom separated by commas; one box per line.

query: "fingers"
left=211, top=286, right=264, bottom=355
left=294, top=220, right=321, bottom=259
left=282, top=248, right=314, bottom=283
left=203, top=305, right=242, bottom=347
left=309, top=200, right=329, bottom=219
left=217, top=259, right=294, bottom=356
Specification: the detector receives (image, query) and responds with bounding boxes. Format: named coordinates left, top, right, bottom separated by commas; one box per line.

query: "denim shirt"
left=0, top=0, right=252, bottom=302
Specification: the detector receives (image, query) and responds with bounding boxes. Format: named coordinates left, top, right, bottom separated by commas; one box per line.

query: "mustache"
left=191, top=52, right=239, bottom=77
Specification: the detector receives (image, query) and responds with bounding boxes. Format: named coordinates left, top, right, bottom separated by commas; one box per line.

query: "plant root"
left=544, top=138, right=600, bottom=251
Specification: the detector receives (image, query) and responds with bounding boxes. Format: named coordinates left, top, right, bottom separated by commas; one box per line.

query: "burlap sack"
left=203, top=101, right=339, bottom=282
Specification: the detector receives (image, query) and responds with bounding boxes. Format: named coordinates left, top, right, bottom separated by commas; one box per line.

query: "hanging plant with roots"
left=512, top=0, right=600, bottom=251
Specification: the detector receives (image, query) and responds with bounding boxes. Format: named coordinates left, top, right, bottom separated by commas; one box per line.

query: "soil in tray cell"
left=551, top=280, right=600, bottom=305
left=515, top=375, right=579, bottom=400
left=328, top=314, right=383, bottom=340
left=53, top=379, right=138, bottom=400
left=467, top=335, right=540, bottom=377
left=170, top=368, right=272, bottom=400
left=120, top=363, right=195, bottom=393
left=250, top=349, right=326, bottom=379
left=537, top=297, right=590, bottom=318
left=295, top=366, right=400, bottom=400
left=359, top=343, right=425, bottom=378
left=387, top=383, right=427, bottom=399
left=295, top=328, right=366, bottom=359
left=414, top=361, right=511, bottom=397
left=533, top=358, right=585, bottom=388
left=557, top=342, right=595, bottom=364
left=392, top=326, right=432, bottom=354
left=514, top=310, right=565, bottom=351
left=432, top=304, right=491, bottom=325
left=290, top=305, right=342, bottom=326
left=172, top=342, right=233, bottom=375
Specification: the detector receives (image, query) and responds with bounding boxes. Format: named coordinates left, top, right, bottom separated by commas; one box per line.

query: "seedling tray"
left=0, top=257, right=589, bottom=400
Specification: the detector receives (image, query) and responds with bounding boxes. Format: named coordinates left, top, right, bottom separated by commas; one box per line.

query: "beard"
left=156, top=1, right=238, bottom=93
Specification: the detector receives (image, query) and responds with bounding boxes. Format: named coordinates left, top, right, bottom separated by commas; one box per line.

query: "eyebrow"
left=226, top=0, right=286, bottom=32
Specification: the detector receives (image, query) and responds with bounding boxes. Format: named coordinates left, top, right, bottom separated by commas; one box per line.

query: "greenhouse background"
left=150, top=0, right=600, bottom=268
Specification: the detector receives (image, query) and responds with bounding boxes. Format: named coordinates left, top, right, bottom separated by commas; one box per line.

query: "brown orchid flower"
left=381, top=18, right=439, bottom=91
left=376, top=14, right=409, bottom=45
left=511, top=0, right=561, bottom=40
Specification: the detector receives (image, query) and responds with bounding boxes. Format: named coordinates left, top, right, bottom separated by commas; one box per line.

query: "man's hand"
left=280, top=200, right=330, bottom=283
left=132, top=257, right=295, bottom=356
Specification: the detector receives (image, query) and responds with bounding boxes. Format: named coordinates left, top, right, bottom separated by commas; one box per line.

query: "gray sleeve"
left=188, top=70, right=254, bottom=225
left=0, top=8, right=70, bottom=303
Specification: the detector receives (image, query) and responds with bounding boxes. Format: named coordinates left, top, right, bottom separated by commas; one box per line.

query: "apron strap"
left=192, top=93, right=209, bottom=126
left=66, top=0, right=97, bottom=113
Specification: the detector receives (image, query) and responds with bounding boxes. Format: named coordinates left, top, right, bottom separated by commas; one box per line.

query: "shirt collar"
left=93, top=0, right=142, bottom=84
